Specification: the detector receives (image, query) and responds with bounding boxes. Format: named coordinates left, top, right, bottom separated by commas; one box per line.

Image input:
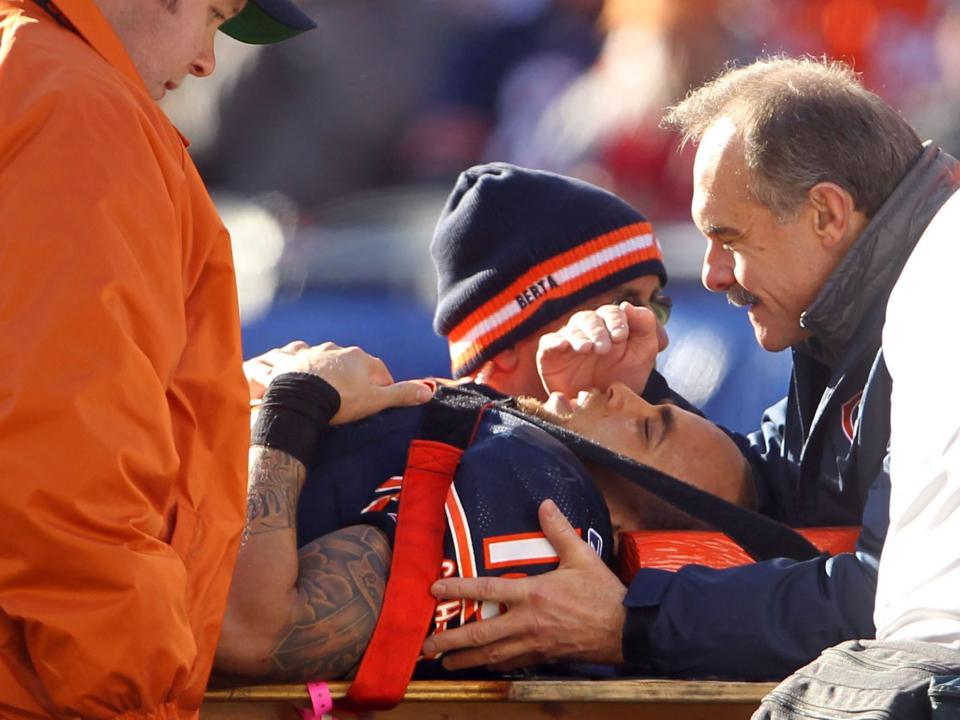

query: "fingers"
left=245, top=340, right=314, bottom=372
left=431, top=575, right=523, bottom=604
left=427, top=612, right=549, bottom=671
left=538, top=499, right=593, bottom=567
left=622, top=303, right=657, bottom=336
left=244, top=340, right=312, bottom=400
left=537, top=331, right=571, bottom=355
left=550, top=306, right=630, bottom=355
left=422, top=609, right=525, bottom=660
left=486, top=651, right=542, bottom=673
left=330, top=380, right=433, bottom=425
left=656, top=321, right=669, bottom=351
left=615, top=298, right=669, bottom=350
left=361, top=350, right=396, bottom=388
left=619, top=303, right=663, bottom=368
left=244, top=363, right=270, bottom=401
left=563, top=309, right=613, bottom=353
left=421, top=505, right=628, bottom=671
left=538, top=305, right=631, bottom=365
left=596, top=305, right=629, bottom=344
left=257, top=340, right=313, bottom=366
left=384, top=379, right=434, bottom=407
left=250, top=342, right=429, bottom=424
left=440, top=636, right=537, bottom=672
left=320, top=349, right=430, bottom=423
left=269, top=342, right=367, bottom=383
left=537, top=307, right=630, bottom=397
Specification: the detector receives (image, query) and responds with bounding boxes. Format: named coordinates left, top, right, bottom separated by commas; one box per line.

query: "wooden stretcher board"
left=202, top=678, right=776, bottom=719
left=203, top=529, right=857, bottom=717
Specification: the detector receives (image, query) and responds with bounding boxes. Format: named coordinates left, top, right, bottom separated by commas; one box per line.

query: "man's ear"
left=807, top=182, right=862, bottom=250
left=474, top=349, right=520, bottom=394
left=488, top=348, right=518, bottom=374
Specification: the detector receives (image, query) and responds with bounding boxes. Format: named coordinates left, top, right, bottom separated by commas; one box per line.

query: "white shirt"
left=874, top=188, right=960, bottom=646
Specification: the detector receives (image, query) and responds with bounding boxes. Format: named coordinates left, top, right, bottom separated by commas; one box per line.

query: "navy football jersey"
left=297, top=399, right=614, bottom=643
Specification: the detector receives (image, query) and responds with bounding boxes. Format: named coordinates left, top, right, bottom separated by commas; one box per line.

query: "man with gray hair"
left=425, top=55, right=960, bottom=685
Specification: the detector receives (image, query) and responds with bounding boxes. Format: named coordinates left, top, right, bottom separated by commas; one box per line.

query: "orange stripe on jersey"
left=444, top=484, right=479, bottom=624
left=362, top=493, right=400, bottom=514
left=361, top=476, right=404, bottom=514
left=375, top=476, right=404, bottom=492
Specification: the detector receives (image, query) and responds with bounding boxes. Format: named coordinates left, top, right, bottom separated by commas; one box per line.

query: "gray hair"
left=662, top=56, right=922, bottom=220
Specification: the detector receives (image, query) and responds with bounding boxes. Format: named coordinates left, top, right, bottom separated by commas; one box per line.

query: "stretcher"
left=202, top=526, right=858, bottom=718
left=215, top=387, right=861, bottom=716
left=202, top=677, right=776, bottom=718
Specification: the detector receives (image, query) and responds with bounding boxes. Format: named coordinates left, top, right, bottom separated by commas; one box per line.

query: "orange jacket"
left=0, top=1, right=249, bottom=717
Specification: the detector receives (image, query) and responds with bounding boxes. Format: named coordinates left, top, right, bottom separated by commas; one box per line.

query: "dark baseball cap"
left=219, top=0, right=316, bottom=44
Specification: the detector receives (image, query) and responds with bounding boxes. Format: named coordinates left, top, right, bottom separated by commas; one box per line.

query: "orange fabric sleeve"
left=0, top=41, right=246, bottom=720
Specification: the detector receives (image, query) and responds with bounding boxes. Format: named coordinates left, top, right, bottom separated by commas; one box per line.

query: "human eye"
left=613, top=289, right=644, bottom=306
left=648, top=292, right=672, bottom=325
left=718, top=233, right=739, bottom=252
left=719, top=231, right=746, bottom=253
left=634, top=418, right=650, bottom=447
left=610, top=288, right=670, bottom=325
left=705, top=226, right=739, bottom=253
left=210, top=4, right=227, bottom=21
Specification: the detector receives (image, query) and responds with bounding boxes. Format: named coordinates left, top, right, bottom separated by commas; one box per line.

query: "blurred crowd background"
left=163, top=0, right=955, bottom=432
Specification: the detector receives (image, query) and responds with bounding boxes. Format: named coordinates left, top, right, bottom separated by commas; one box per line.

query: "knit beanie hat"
left=432, top=162, right=667, bottom=379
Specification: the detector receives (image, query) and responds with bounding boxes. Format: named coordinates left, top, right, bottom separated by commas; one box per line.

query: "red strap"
left=342, top=439, right=463, bottom=711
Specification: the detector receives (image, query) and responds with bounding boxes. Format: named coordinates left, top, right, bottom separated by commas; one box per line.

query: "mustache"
left=726, top=284, right=760, bottom=307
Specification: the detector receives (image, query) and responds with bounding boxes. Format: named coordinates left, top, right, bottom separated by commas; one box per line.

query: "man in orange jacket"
left=0, top=2, right=422, bottom=718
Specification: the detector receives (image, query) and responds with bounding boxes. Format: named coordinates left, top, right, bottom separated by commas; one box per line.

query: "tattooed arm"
left=216, top=446, right=392, bottom=680
left=216, top=342, right=430, bottom=680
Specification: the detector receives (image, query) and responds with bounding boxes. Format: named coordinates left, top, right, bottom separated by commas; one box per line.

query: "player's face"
left=521, top=383, right=748, bottom=505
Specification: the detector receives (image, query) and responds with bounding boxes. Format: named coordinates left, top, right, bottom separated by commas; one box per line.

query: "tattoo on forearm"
left=268, top=524, right=391, bottom=680
left=245, top=447, right=304, bottom=537
left=240, top=447, right=391, bottom=680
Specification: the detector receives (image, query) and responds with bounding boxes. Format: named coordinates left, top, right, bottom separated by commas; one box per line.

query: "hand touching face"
left=537, top=303, right=664, bottom=398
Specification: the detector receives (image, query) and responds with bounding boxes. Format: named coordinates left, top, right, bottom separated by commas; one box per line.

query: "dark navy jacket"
left=623, top=145, right=960, bottom=680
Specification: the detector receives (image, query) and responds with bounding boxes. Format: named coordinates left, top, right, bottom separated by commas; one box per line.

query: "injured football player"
left=214, top=358, right=753, bottom=682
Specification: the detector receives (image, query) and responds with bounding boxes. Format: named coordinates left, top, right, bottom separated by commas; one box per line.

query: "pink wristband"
left=297, top=681, right=334, bottom=720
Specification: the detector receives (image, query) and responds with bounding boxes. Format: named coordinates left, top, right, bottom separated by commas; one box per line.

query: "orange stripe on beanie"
left=431, top=163, right=666, bottom=378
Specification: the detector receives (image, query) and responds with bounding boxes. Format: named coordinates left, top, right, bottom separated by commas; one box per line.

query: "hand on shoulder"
left=250, top=340, right=433, bottom=424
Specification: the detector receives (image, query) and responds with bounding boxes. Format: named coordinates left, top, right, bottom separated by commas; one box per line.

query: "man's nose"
left=190, top=40, right=217, bottom=78
left=701, top=240, right=735, bottom=293
left=608, top=382, right=655, bottom=416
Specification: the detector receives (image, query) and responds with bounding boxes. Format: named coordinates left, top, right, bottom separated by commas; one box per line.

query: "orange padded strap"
left=343, top=439, right=463, bottom=711
left=617, top=526, right=861, bottom=580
